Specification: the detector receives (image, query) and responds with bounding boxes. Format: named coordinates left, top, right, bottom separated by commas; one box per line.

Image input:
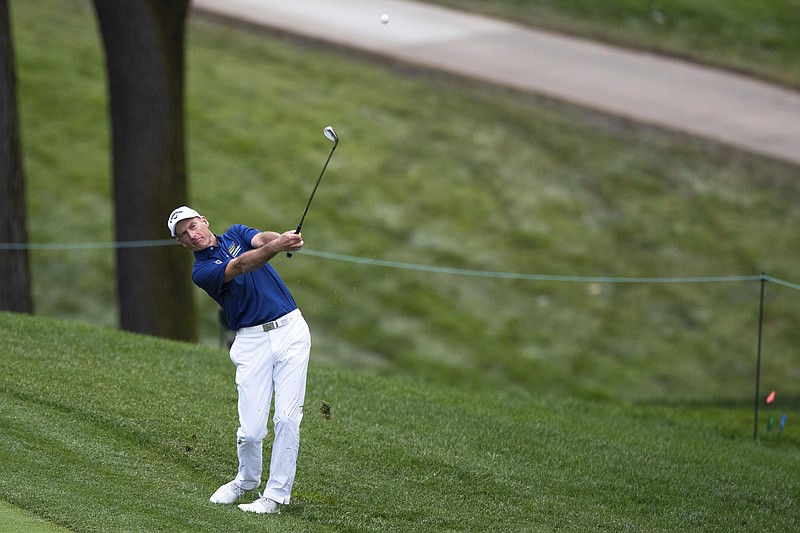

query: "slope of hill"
left=12, top=0, right=800, bottom=406
left=1, top=312, right=798, bottom=532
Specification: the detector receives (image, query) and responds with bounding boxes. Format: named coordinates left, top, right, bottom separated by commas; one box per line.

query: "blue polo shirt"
left=192, top=224, right=297, bottom=331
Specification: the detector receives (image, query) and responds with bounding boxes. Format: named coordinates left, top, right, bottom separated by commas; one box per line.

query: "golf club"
left=287, top=126, right=339, bottom=257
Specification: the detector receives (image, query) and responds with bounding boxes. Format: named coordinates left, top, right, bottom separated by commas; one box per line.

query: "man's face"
left=174, top=216, right=214, bottom=251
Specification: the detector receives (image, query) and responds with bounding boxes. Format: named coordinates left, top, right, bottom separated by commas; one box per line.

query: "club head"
left=323, top=126, right=338, bottom=145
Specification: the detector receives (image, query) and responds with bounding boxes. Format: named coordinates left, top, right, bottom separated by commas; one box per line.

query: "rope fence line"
left=0, top=239, right=177, bottom=250
left=2, top=238, right=797, bottom=440
left=1, top=239, right=798, bottom=290
left=301, top=248, right=770, bottom=285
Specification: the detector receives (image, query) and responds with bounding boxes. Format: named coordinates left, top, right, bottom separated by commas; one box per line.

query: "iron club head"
left=323, top=126, right=338, bottom=145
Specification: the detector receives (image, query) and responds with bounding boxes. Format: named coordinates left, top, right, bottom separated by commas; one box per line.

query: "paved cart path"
left=192, top=0, right=800, bottom=166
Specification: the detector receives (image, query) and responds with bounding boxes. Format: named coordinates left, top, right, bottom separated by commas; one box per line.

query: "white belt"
left=236, top=309, right=301, bottom=335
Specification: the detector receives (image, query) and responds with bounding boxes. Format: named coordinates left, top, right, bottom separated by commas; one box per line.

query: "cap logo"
left=167, top=206, right=201, bottom=237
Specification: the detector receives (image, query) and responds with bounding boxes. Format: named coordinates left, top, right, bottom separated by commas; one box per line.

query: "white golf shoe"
left=209, top=480, right=247, bottom=504
left=238, top=494, right=281, bottom=514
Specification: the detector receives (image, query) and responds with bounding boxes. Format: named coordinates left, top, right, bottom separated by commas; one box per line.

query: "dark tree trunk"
left=93, top=0, right=195, bottom=340
left=0, top=0, right=33, bottom=314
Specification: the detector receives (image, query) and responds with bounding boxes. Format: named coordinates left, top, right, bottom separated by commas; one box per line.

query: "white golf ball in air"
left=381, top=14, right=390, bottom=25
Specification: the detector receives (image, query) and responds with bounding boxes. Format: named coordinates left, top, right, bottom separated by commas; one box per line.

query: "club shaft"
left=287, top=141, right=338, bottom=258
left=298, top=145, right=336, bottom=230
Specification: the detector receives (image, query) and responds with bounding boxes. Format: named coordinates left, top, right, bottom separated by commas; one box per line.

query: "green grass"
left=1, top=311, right=798, bottom=532
left=7, top=0, right=800, bottom=404
left=14, top=0, right=800, bottom=402
left=7, top=1, right=800, bottom=529
left=421, top=0, right=800, bottom=88
left=0, top=500, right=71, bottom=533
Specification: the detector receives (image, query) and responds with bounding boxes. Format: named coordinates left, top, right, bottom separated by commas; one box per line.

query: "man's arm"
left=223, top=230, right=303, bottom=284
left=251, top=231, right=281, bottom=248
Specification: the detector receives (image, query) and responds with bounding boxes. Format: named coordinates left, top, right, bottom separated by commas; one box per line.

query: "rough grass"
left=421, top=0, right=800, bottom=87
left=10, top=0, right=800, bottom=405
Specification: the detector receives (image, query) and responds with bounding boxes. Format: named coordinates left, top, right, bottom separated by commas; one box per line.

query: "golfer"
left=168, top=205, right=310, bottom=515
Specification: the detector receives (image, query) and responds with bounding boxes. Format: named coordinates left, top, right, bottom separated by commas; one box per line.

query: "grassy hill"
left=12, top=0, right=800, bottom=405
left=1, top=311, right=798, bottom=532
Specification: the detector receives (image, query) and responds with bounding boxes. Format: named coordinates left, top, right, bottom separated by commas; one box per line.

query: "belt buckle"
left=261, top=321, right=277, bottom=332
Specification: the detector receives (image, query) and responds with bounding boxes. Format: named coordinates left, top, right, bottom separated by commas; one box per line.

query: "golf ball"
left=381, top=14, right=389, bottom=25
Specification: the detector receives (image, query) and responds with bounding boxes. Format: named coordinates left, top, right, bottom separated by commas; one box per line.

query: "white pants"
left=229, top=309, right=311, bottom=504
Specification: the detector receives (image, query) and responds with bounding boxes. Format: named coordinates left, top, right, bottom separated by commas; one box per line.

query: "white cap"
left=167, top=205, right=201, bottom=237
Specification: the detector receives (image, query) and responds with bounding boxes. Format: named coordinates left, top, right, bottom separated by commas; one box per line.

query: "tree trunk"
left=93, top=0, right=195, bottom=340
left=0, top=0, right=33, bottom=314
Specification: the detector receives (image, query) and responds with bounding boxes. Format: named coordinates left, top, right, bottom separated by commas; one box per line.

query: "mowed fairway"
left=0, top=500, right=71, bottom=533
left=1, top=312, right=798, bottom=532
left=5, top=0, right=800, bottom=530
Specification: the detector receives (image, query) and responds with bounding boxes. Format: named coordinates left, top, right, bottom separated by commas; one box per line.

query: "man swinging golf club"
left=168, top=205, right=309, bottom=515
